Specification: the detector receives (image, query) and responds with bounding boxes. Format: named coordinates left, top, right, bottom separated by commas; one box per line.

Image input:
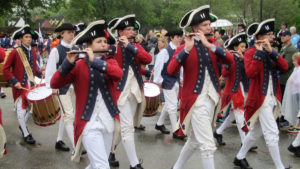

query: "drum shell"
left=26, top=84, right=61, bottom=126
left=143, top=81, right=161, bottom=117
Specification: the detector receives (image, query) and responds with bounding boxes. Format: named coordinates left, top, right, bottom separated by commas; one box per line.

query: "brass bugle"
left=67, top=49, right=112, bottom=54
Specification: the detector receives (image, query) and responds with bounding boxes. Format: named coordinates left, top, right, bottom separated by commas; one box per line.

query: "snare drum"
left=26, top=84, right=61, bottom=126
left=0, top=49, right=12, bottom=87
left=143, top=81, right=161, bottom=117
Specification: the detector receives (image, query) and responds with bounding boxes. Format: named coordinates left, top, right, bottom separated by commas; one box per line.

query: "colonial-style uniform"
left=3, top=25, right=42, bottom=144
left=0, top=49, right=7, bottom=157
left=234, top=19, right=289, bottom=169
left=108, top=14, right=152, bottom=169
left=153, top=30, right=183, bottom=135
left=45, top=23, right=78, bottom=151
left=0, top=108, right=7, bottom=158
left=169, top=5, right=233, bottom=169
left=214, top=33, right=249, bottom=145
left=51, top=20, right=122, bottom=168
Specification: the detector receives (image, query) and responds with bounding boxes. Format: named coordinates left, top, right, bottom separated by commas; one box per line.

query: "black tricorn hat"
left=179, top=5, right=217, bottom=28
left=224, top=32, right=248, bottom=50
left=11, top=25, right=38, bottom=40
left=75, top=23, right=87, bottom=35
left=247, top=18, right=275, bottom=37
left=165, top=30, right=184, bottom=37
left=72, top=20, right=115, bottom=45
left=246, top=22, right=259, bottom=37
left=54, top=23, right=76, bottom=32
left=108, top=14, right=140, bottom=30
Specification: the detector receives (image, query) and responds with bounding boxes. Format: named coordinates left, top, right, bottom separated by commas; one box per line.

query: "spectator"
left=215, top=30, right=224, bottom=47
left=277, top=21, right=288, bottom=51
left=237, top=23, right=246, bottom=33
left=136, top=34, right=148, bottom=51
left=290, top=26, right=300, bottom=50
left=222, top=28, right=233, bottom=41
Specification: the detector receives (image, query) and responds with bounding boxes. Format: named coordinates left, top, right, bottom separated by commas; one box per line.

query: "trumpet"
left=66, top=49, right=113, bottom=55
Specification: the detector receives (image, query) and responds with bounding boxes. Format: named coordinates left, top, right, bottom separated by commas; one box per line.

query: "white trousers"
left=157, top=83, right=179, bottom=132
left=82, top=120, right=113, bottom=169
left=187, top=96, right=217, bottom=158
left=118, top=93, right=140, bottom=167
left=57, top=89, right=75, bottom=148
left=216, top=107, right=246, bottom=143
left=15, top=97, right=31, bottom=137
left=236, top=101, right=285, bottom=169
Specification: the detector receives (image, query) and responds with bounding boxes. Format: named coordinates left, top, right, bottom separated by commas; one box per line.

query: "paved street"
left=0, top=87, right=299, bottom=169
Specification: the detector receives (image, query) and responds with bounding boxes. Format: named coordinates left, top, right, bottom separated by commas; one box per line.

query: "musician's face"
left=21, top=34, right=32, bottom=47
left=61, top=30, right=75, bottom=43
left=90, top=37, right=108, bottom=54
left=192, top=20, right=211, bottom=34
left=119, top=26, right=135, bottom=38
left=235, top=42, right=247, bottom=54
left=259, top=31, right=274, bottom=44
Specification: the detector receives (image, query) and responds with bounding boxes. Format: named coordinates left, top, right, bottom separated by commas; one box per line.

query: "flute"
left=185, top=33, right=213, bottom=37
left=66, top=49, right=112, bottom=54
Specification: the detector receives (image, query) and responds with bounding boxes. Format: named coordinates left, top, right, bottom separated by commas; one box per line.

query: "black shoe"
left=155, top=124, right=170, bottom=134
left=249, top=146, right=258, bottom=152
left=233, top=157, right=252, bottom=169
left=172, top=133, right=186, bottom=140
left=109, top=152, right=119, bottom=167
left=81, top=150, right=87, bottom=155
left=213, top=131, right=225, bottom=145
left=134, top=124, right=146, bottom=131
left=130, top=163, right=144, bottom=169
left=288, top=144, right=300, bottom=153
left=24, top=134, right=36, bottom=144
left=0, top=92, right=6, bottom=98
left=55, top=141, right=70, bottom=151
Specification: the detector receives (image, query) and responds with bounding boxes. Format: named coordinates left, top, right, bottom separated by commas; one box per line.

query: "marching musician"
left=213, top=32, right=257, bottom=151
left=45, top=23, right=78, bottom=152
left=51, top=20, right=122, bottom=168
left=234, top=18, right=290, bottom=169
left=3, top=25, right=44, bottom=144
left=153, top=30, right=183, bottom=137
left=0, top=47, right=7, bottom=157
left=107, top=14, right=152, bottom=169
left=168, top=5, right=233, bottom=169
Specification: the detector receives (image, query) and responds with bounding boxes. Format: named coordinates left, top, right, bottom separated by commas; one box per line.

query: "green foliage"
left=1, top=0, right=300, bottom=33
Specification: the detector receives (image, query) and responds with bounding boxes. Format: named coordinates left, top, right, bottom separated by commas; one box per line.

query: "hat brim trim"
left=109, top=14, right=136, bottom=30
left=11, top=24, right=30, bottom=40
left=246, top=22, right=259, bottom=37
left=253, top=18, right=275, bottom=36
left=72, top=20, right=105, bottom=45
left=224, top=32, right=247, bottom=49
left=180, top=5, right=210, bottom=28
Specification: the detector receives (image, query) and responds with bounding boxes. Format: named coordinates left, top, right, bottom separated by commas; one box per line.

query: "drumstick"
left=38, top=76, right=44, bottom=86
left=20, top=87, right=37, bottom=93
left=56, top=95, right=66, bottom=115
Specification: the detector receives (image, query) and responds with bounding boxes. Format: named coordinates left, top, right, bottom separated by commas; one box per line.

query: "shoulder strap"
left=16, top=47, right=35, bottom=84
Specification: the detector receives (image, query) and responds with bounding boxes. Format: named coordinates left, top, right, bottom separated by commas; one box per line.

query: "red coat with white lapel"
left=0, top=47, right=5, bottom=62
left=3, top=48, right=40, bottom=101
left=221, top=55, right=246, bottom=111
left=167, top=41, right=233, bottom=133
left=242, top=47, right=288, bottom=131
left=113, top=42, right=152, bottom=96
left=50, top=56, right=123, bottom=146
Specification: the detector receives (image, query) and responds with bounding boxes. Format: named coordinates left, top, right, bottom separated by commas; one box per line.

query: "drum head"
left=144, top=82, right=160, bottom=97
left=27, top=85, right=52, bottom=101
left=35, top=77, right=45, bottom=84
